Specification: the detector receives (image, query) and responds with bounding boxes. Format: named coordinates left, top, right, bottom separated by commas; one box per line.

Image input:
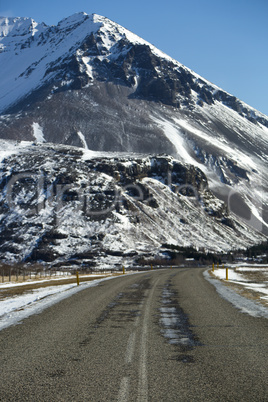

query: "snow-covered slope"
left=0, top=13, right=267, bottom=125
left=0, top=141, right=264, bottom=267
left=0, top=13, right=177, bottom=114
left=0, top=12, right=267, bottom=265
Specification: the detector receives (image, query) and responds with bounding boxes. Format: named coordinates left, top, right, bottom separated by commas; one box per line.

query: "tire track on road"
left=117, top=275, right=160, bottom=401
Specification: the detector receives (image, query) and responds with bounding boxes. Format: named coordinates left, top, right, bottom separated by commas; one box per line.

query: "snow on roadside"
left=0, top=274, right=106, bottom=289
left=210, top=267, right=247, bottom=282
left=233, top=265, right=268, bottom=271
left=0, top=275, right=117, bottom=331
left=210, top=267, right=268, bottom=301
left=204, top=269, right=268, bottom=319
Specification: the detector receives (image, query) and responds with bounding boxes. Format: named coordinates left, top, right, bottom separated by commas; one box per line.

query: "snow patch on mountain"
left=0, top=14, right=101, bottom=113
left=77, top=131, right=88, bottom=149
left=32, top=122, right=45, bottom=143
left=154, top=117, right=195, bottom=165
left=0, top=16, right=45, bottom=39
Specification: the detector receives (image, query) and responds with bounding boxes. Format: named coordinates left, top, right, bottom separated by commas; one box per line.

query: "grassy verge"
left=208, top=268, right=268, bottom=308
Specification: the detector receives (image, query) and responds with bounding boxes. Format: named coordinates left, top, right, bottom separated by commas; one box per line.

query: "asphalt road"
left=0, top=268, right=267, bottom=401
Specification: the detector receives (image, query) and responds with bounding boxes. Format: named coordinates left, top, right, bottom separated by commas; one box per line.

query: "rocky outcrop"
left=0, top=142, right=264, bottom=268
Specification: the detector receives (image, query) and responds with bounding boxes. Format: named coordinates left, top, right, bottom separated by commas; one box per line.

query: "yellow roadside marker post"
left=122, top=266, right=125, bottom=274
left=76, top=270, right=80, bottom=286
left=226, top=266, right=228, bottom=281
left=151, top=264, right=153, bottom=270
left=212, top=263, right=214, bottom=272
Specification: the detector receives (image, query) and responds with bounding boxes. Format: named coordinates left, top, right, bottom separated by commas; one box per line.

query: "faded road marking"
left=125, top=331, right=136, bottom=364
left=137, top=279, right=160, bottom=401
left=118, top=377, right=129, bottom=402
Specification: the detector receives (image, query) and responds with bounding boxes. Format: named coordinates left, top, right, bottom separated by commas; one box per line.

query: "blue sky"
left=1, top=0, right=267, bottom=115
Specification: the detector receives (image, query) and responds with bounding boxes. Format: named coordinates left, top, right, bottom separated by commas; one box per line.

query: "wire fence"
left=0, top=264, right=115, bottom=284
left=0, top=262, right=203, bottom=284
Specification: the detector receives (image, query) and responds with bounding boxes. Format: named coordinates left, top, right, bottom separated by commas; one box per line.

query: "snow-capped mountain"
left=0, top=12, right=267, bottom=266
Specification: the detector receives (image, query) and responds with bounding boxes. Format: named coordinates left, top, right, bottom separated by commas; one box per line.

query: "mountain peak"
left=0, top=11, right=267, bottom=129
left=56, top=12, right=91, bottom=29
left=0, top=16, right=46, bottom=38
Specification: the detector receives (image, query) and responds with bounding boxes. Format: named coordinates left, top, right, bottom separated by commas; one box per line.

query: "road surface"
left=0, top=268, right=267, bottom=401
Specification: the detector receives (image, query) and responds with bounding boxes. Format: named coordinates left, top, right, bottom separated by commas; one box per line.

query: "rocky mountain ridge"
left=0, top=13, right=267, bottom=126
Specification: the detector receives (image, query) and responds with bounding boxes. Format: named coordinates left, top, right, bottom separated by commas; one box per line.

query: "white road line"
left=137, top=290, right=149, bottom=402
left=117, top=377, right=130, bottom=402
left=137, top=279, right=160, bottom=402
left=125, top=331, right=136, bottom=364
